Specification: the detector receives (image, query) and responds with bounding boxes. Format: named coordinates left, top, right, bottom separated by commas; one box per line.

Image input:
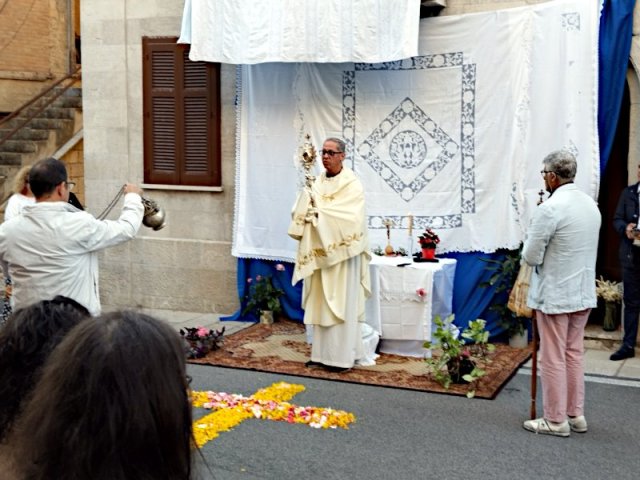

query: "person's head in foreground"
left=0, top=296, right=89, bottom=442
left=13, top=310, right=194, bottom=480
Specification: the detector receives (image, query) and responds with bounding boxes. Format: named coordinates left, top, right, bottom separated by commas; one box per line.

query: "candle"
left=408, top=213, right=413, bottom=237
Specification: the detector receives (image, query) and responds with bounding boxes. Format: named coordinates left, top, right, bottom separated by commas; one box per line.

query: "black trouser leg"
left=622, top=265, right=640, bottom=350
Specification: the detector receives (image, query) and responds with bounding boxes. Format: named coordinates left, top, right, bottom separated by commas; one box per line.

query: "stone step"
left=22, top=117, right=73, bottom=130
left=23, top=107, right=75, bottom=120
left=583, top=324, right=622, bottom=351
left=0, top=139, right=38, bottom=153
left=0, top=152, right=22, bottom=165
left=52, top=96, right=82, bottom=109
left=55, top=86, right=82, bottom=98
left=0, top=127, right=49, bottom=141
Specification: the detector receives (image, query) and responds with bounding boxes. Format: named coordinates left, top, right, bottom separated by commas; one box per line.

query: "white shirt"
left=4, top=193, right=35, bottom=221
left=0, top=194, right=143, bottom=316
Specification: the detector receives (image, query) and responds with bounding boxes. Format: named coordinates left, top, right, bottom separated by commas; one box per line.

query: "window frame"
left=142, top=37, right=221, bottom=187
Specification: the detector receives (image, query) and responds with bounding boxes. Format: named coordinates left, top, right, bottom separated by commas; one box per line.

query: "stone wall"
left=0, top=0, right=72, bottom=112
left=60, top=138, right=85, bottom=207
left=80, top=0, right=634, bottom=315
left=82, top=0, right=239, bottom=314
left=628, top=7, right=640, bottom=181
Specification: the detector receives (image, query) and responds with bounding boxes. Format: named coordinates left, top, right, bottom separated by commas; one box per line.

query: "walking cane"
left=530, top=315, right=537, bottom=419
left=529, top=189, right=545, bottom=420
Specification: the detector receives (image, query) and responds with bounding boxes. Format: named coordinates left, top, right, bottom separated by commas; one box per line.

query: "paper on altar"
left=232, top=0, right=599, bottom=261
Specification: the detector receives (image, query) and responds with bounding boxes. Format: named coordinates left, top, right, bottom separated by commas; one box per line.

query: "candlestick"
left=382, top=218, right=394, bottom=255
left=408, top=213, right=413, bottom=237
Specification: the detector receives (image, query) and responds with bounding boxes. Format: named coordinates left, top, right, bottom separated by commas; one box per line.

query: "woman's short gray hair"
left=542, top=150, right=577, bottom=181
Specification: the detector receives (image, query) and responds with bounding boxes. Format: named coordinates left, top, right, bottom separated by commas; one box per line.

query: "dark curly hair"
left=14, top=310, right=194, bottom=480
left=0, top=297, right=89, bottom=442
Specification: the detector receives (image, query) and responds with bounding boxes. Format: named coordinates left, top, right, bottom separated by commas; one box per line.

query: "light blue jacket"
left=523, top=183, right=601, bottom=314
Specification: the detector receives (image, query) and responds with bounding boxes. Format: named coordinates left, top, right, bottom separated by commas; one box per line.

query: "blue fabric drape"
left=598, top=0, right=636, bottom=171
left=438, top=252, right=507, bottom=337
left=221, top=259, right=303, bottom=323
left=225, top=2, right=634, bottom=337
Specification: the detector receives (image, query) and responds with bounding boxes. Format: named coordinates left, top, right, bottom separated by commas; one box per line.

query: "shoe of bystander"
left=523, top=417, right=570, bottom=437
left=568, top=415, right=588, bottom=433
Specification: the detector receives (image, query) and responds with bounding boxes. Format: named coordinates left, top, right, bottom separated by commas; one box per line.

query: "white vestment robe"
left=289, top=167, right=377, bottom=367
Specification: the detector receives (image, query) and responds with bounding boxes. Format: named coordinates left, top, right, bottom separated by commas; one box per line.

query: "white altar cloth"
left=366, top=256, right=456, bottom=357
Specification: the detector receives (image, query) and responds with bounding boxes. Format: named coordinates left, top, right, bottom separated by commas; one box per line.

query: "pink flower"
left=247, top=278, right=253, bottom=284
left=416, top=288, right=426, bottom=297
left=197, top=327, right=209, bottom=338
left=275, top=263, right=285, bottom=271
left=256, top=275, right=262, bottom=281
left=461, top=349, right=471, bottom=358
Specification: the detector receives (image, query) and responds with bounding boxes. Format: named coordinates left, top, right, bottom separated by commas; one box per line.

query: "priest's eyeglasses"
left=321, top=149, right=343, bottom=156
left=540, top=170, right=555, bottom=177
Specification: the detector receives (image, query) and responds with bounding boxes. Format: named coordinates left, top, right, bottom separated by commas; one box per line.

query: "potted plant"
left=242, top=264, right=286, bottom=323
left=595, top=276, right=622, bottom=331
left=180, top=326, right=225, bottom=359
left=424, top=315, right=496, bottom=398
left=480, top=247, right=530, bottom=347
left=417, top=228, right=440, bottom=260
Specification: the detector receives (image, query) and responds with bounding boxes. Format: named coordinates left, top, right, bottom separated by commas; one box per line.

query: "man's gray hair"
left=325, top=137, right=346, bottom=153
left=542, top=150, right=577, bottom=181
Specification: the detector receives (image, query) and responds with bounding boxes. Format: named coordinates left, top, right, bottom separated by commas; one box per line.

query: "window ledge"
left=141, top=184, right=224, bottom=193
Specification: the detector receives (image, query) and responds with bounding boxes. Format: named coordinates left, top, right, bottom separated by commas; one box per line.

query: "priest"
left=289, top=137, right=376, bottom=372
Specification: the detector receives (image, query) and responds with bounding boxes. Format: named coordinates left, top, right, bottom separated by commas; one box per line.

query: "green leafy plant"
left=480, top=247, right=529, bottom=337
left=242, top=268, right=285, bottom=317
left=424, top=315, right=496, bottom=398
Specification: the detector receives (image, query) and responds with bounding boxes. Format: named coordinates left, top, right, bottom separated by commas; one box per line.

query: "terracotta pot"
left=421, top=247, right=436, bottom=260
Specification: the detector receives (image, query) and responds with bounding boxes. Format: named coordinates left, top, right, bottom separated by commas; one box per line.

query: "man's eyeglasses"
left=65, top=181, right=76, bottom=191
left=540, top=170, right=555, bottom=177
left=321, top=149, right=343, bottom=157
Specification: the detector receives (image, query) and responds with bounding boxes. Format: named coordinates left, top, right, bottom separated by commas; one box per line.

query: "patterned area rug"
left=189, top=320, right=531, bottom=399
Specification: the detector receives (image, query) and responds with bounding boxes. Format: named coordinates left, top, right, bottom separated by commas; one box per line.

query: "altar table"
left=366, top=255, right=457, bottom=358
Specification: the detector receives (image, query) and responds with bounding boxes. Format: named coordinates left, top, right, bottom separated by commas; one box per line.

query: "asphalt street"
left=188, top=365, right=640, bottom=480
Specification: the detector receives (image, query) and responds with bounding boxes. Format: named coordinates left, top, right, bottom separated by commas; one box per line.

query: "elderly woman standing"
left=1, top=166, right=36, bottom=323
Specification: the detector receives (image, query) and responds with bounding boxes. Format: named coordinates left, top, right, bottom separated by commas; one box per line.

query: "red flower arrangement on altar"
left=418, top=228, right=440, bottom=249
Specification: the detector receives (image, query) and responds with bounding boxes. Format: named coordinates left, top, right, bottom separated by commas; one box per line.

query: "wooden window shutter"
left=143, top=37, right=221, bottom=186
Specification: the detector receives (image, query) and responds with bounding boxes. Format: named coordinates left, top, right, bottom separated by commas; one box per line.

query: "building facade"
left=80, top=0, right=639, bottom=315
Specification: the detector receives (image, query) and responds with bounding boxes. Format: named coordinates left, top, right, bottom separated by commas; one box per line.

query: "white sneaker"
left=523, top=417, right=570, bottom=437
left=568, top=415, right=588, bottom=433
